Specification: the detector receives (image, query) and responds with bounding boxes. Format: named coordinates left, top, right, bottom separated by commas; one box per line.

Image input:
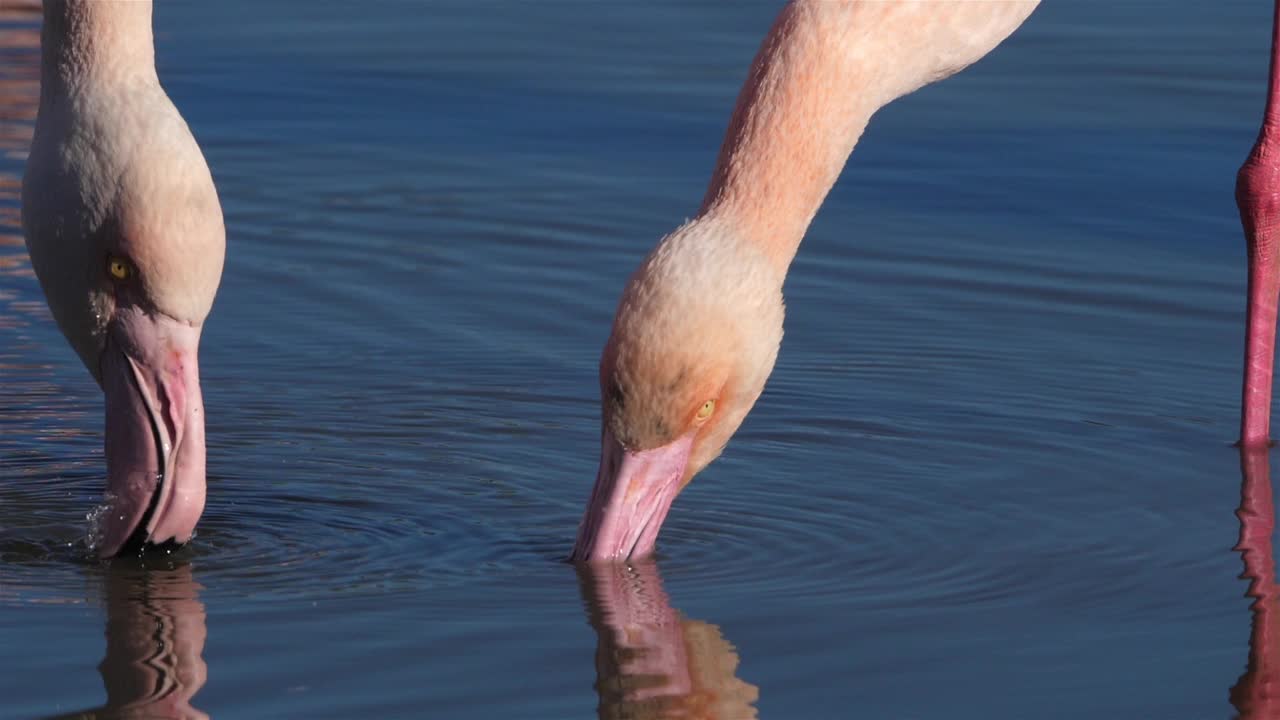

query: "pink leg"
left=1238, top=0, right=1280, bottom=447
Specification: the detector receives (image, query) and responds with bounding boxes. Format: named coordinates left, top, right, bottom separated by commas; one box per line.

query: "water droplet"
left=84, top=494, right=114, bottom=554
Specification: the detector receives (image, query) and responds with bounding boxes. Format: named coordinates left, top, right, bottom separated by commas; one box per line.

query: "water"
left=0, top=1, right=1271, bottom=717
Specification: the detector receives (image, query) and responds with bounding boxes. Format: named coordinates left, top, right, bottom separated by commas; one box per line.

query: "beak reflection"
left=577, top=558, right=758, bottom=719
left=47, top=560, right=208, bottom=720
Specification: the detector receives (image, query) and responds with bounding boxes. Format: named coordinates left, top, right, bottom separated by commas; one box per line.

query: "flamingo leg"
left=1239, top=0, right=1280, bottom=447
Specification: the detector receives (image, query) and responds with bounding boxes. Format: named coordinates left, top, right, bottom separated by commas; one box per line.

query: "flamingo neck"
left=40, top=0, right=156, bottom=97
left=698, top=2, right=877, bottom=275
left=697, top=0, right=1038, bottom=276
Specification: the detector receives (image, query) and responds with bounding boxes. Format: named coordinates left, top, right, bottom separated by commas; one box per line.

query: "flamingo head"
left=23, top=116, right=225, bottom=557
left=572, top=219, right=784, bottom=562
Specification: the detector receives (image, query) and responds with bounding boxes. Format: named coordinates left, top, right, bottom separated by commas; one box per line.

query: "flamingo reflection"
left=578, top=560, right=758, bottom=719
left=1232, top=448, right=1280, bottom=718
left=47, top=562, right=208, bottom=720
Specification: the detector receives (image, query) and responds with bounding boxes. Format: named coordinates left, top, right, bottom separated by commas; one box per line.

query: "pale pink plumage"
left=23, top=0, right=224, bottom=556
left=575, top=1, right=1050, bottom=562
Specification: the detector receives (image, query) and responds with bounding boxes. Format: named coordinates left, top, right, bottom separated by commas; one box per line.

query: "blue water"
left=0, top=1, right=1273, bottom=717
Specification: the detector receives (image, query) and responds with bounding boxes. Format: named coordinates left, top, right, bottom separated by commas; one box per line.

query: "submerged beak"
left=571, top=428, right=694, bottom=563
left=97, top=307, right=207, bottom=558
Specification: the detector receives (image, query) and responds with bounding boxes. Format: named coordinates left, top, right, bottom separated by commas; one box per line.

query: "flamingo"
left=22, top=0, right=224, bottom=557
left=571, top=1, right=1040, bottom=561
left=573, top=0, right=1280, bottom=562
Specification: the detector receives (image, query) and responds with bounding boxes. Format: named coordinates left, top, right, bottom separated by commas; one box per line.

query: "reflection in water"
left=578, top=560, right=758, bottom=720
left=0, top=0, right=95, bottom=544
left=0, top=0, right=38, bottom=277
left=1232, top=449, right=1280, bottom=718
left=49, top=562, right=208, bottom=720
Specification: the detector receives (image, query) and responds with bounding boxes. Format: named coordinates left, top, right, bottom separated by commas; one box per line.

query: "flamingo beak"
left=97, top=307, right=207, bottom=558
left=571, top=428, right=694, bottom=562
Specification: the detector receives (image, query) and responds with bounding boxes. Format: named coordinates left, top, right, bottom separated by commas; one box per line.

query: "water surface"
left=0, top=1, right=1272, bottom=717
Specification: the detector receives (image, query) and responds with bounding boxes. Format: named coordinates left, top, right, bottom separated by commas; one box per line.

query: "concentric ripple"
left=649, top=406, right=1237, bottom=626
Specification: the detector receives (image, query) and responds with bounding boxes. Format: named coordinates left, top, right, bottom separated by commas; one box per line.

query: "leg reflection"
left=1232, top=448, right=1280, bottom=718
left=577, top=559, right=758, bottom=720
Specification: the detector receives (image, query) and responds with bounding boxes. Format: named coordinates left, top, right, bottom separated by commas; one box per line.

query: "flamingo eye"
left=696, top=399, right=716, bottom=421
left=107, top=256, right=133, bottom=281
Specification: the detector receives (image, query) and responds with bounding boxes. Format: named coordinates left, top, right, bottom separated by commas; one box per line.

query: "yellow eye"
left=107, top=256, right=132, bottom=281
left=696, top=399, right=716, bottom=421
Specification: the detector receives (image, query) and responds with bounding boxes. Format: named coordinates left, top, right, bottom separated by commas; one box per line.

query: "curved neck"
left=698, top=0, right=1038, bottom=275
left=40, top=0, right=156, bottom=96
